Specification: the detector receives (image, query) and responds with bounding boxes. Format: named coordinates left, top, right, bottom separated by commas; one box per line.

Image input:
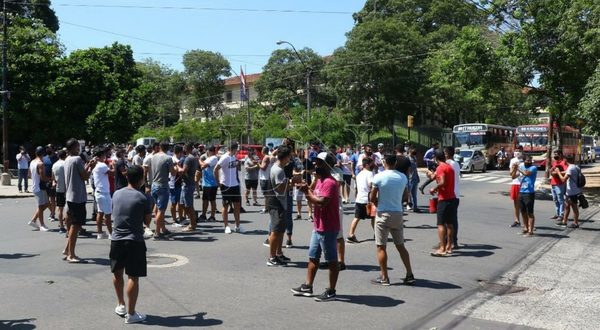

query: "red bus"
left=516, top=124, right=579, bottom=168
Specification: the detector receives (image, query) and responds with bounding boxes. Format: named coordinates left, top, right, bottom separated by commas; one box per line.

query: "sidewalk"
left=0, top=178, right=93, bottom=198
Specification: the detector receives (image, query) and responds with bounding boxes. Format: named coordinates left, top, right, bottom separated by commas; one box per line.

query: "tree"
left=182, top=50, right=231, bottom=121
left=578, top=63, right=600, bottom=135
left=137, top=59, right=185, bottom=128
left=5, top=0, right=59, bottom=33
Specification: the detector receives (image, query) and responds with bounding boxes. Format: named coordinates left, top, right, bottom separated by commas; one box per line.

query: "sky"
left=52, top=0, right=366, bottom=74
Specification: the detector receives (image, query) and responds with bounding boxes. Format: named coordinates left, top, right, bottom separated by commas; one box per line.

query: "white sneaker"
left=48, top=216, right=57, bottom=222
left=234, top=226, right=243, bottom=233
left=97, top=232, right=108, bottom=239
left=39, top=225, right=50, bottom=232
left=28, top=221, right=40, bottom=231
left=172, top=222, right=184, bottom=228
left=224, top=226, right=232, bottom=234
left=406, top=205, right=412, bottom=211
left=115, top=304, right=126, bottom=317
left=143, top=228, right=154, bottom=239
left=125, top=311, right=146, bottom=324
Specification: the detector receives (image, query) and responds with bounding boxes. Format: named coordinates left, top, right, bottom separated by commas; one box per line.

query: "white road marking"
left=489, top=178, right=511, bottom=184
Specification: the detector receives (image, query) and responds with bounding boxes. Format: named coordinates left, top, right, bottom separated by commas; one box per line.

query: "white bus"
left=453, top=123, right=516, bottom=168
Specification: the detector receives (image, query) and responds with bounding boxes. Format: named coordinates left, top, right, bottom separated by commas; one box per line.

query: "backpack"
left=576, top=166, right=586, bottom=188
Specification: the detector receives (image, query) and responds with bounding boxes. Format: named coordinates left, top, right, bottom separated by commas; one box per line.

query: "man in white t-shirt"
left=444, top=147, right=461, bottom=248
left=374, top=143, right=385, bottom=173
left=508, top=146, right=524, bottom=227
left=346, top=157, right=375, bottom=243
left=92, top=147, right=114, bottom=239
left=214, top=142, right=242, bottom=234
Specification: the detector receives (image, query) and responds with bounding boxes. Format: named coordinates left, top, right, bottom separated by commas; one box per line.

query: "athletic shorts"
left=110, top=240, right=147, bottom=277
left=308, top=230, right=338, bottom=262
left=151, top=185, right=169, bottom=211
left=510, top=185, right=520, bottom=201
left=34, top=190, right=49, bottom=206
left=245, top=179, right=258, bottom=190
left=46, top=186, right=56, bottom=197
left=67, top=201, right=87, bottom=225
left=221, top=185, right=241, bottom=204
left=202, top=186, right=217, bottom=201
left=343, top=174, right=352, bottom=186
left=374, top=211, right=404, bottom=246
left=260, top=180, right=270, bottom=193
left=293, top=187, right=304, bottom=201
left=519, top=193, right=535, bottom=214
left=567, top=194, right=579, bottom=204
left=95, top=191, right=112, bottom=214
left=56, top=192, right=66, bottom=208
left=269, top=204, right=286, bottom=233
left=169, top=186, right=182, bottom=204
left=354, top=203, right=373, bottom=220
left=180, top=185, right=195, bottom=208
left=437, top=199, right=458, bottom=225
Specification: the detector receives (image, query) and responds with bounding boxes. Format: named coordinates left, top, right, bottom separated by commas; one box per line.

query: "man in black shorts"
left=214, top=142, right=242, bottom=233
left=110, top=165, right=151, bottom=324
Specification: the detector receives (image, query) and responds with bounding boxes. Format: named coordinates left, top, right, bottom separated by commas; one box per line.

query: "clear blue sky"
left=53, top=0, right=366, bottom=73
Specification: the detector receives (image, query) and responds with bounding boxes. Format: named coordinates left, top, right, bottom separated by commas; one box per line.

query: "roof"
left=224, top=73, right=261, bottom=86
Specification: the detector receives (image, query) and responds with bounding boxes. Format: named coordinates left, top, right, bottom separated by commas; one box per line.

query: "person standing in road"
left=427, top=150, right=457, bottom=256
left=291, top=152, right=340, bottom=302
left=16, top=146, right=30, bottom=193
left=63, top=138, right=97, bottom=263
left=52, top=150, right=68, bottom=234
left=180, top=143, right=199, bottom=232
left=512, top=155, right=537, bottom=236
left=244, top=148, right=261, bottom=207
left=43, top=145, right=59, bottom=223
left=214, top=142, right=243, bottom=234
left=369, top=154, right=416, bottom=286
left=444, top=147, right=461, bottom=249
left=149, top=142, right=177, bottom=240
left=346, top=157, right=375, bottom=243
left=110, top=165, right=152, bottom=324
left=555, top=159, right=582, bottom=228
left=407, top=148, right=420, bottom=212
left=92, top=147, right=114, bottom=239
left=199, top=146, right=219, bottom=222
left=28, top=146, right=50, bottom=232
left=419, top=142, right=440, bottom=194
left=508, top=146, right=524, bottom=227
left=549, top=150, right=567, bottom=221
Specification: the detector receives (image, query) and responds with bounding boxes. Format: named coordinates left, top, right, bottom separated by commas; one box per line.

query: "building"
left=223, top=73, right=261, bottom=111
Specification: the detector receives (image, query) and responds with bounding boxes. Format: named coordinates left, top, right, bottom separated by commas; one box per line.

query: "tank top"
left=30, top=159, right=42, bottom=193
left=259, top=157, right=274, bottom=181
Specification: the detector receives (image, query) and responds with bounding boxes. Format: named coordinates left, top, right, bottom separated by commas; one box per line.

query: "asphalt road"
left=0, top=169, right=587, bottom=329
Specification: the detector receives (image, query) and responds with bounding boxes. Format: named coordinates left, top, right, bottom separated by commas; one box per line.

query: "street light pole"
left=276, top=40, right=311, bottom=120
left=1, top=0, right=9, bottom=175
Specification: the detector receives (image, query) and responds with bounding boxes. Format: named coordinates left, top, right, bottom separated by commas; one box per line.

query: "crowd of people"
left=16, top=136, right=587, bottom=322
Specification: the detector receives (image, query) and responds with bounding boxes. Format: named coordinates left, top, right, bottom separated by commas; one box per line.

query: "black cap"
left=35, top=146, right=45, bottom=156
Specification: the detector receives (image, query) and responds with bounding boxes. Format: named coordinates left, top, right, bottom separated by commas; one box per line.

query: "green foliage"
left=578, top=63, right=600, bottom=135
left=6, top=0, right=59, bottom=32
left=137, top=60, right=185, bottom=127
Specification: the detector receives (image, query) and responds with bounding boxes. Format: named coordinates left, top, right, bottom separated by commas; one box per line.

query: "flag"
left=240, top=67, right=247, bottom=101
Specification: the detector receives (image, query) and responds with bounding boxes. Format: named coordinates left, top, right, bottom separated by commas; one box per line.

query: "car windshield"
left=459, top=150, right=474, bottom=158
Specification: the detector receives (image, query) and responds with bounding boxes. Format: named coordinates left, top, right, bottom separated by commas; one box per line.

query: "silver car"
left=455, top=149, right=486, bottom=173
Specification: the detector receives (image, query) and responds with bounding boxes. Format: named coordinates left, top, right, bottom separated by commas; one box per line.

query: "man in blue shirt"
left=369, top=154, right=415, bottom=286
left=419, top=142, right=439, bottom=194
left=512, top=155, right=537, bottom=236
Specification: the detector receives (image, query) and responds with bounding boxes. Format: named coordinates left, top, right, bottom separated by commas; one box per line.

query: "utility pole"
left=1, top=0, right=10, bottom=182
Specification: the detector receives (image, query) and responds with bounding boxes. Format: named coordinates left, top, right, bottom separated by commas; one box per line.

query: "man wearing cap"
left=374, top=143, right=385, bottom=173
left=214, top=142, right=242, bottom=234
left=357, top=144, right=381, bottom=174
left=419, top=142, right=440, bottom=194
left=291, top=152, right=340, bottom=302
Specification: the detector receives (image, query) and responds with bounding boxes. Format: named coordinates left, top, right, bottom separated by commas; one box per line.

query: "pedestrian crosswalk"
left=456, top=173, right=544, bottom=185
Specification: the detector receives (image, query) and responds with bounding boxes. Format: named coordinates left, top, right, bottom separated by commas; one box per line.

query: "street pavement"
left=1, top=166, right=599, bottom=329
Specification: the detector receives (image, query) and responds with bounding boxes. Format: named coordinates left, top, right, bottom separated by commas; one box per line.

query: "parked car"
left=455, top=149, right=486, bottom=173
left=594, top=146, right=600, bottom=160
left=236, top=144, right=265, bottom=161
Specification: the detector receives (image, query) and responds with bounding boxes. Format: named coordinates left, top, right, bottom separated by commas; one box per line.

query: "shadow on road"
left=458, top=244, right=501, bottom=250
left=173, top=236, right=218, bottom=242
left=406, top=279, right=462, bottom=290
left=0, top=253, right=39, bottom=259
left=404, top=224, right=437, bottom=229
left=535, top=226, right=567, bottom=232
left=531, top=233, right=569, bottom=239
left=144, top=312, right=222, bottom=327
left=0, top=318, right=36, bottom=329
left=335, top=295, right=404, bottom=307
left=449, top=250, right=494, bottom=258
left=86, top=258, right=110, bottom=266
left=242, top=230, right=269, bottom=235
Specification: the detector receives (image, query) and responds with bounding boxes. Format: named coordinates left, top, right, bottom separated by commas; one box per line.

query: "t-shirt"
left=202, top=155, right=218, bottom=187
left=42, top=155, right=54, bottom=178
left=313, top=176, right=340, bottom=233
left=446, top=159, right=461, bottom=197
left=372, top=170, right=407, bottom=212
left=409, top=156, right=420, bottom=184
left=510, top=157, right=523, bottom=185
left=52, top=159, right=66, bottom=193
left=182, top=155, right=198, bottom=188
left=374, top=152, right=385, bottom=173
left=217, top=153, right=239, bottom=187
left=111, top=187, right=152, bottom=241
left=168, top=155, right=183, bottom=189
left=132, top=154, right=144, bottom=166
left=268, top=163, right=287, bottom=210
left=16, top=152, right=30, bottom=169
left=565, top=164, right=583, bottom=196
left=92, top=162, right=110, bottom=194
left=65, top=155, right=87, bottom=203
left=244, top=156, right=260, bottom=180
left=550, top=159, right=568, bottom=186
left=350, top=153, right=359, bottom=175
left=114, top=159, right=128, bottom=191
left=143, top=153, right=153, bottom=183
left=150, top=153, right=174, bottom=188
left=355, top=169, right=374, bottom=204
left=519, top=164, right=538, bottom=194
left=340, top=153, right=352, bottom=175
left=435, top=162, right=456, bottom=201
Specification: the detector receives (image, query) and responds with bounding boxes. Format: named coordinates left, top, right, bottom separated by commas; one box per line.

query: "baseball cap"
left=35, top=146, right=45, bottom=155
left=377, top=143, right=384, bottom=148
left=316, top=152, right=336, bottom=166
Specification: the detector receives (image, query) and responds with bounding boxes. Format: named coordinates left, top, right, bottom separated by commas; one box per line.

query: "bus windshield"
left=455, top=132, right=487, bottom=146
left=517, top=134, right=548, bottom=147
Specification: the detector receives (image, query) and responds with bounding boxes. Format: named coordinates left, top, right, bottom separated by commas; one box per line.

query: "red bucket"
left=429, top=197, right=438, bottom=214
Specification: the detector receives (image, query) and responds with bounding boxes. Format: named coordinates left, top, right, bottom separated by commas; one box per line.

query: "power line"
left=463, top=0, right=521, bottom=32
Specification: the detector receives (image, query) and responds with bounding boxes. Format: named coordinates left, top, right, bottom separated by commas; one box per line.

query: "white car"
left=456, top=149, right=486, bottom=173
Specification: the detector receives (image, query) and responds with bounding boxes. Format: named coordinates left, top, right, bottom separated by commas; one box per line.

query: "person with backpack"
left=554, top=160, right=583, bottom=228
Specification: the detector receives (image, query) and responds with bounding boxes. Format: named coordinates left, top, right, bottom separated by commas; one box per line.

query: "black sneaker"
left=152, top=233, right=168, bottom=241
left=370, top=276, right=390, bottom=286
left=246, top=200, right=251, bottom=206
left=403, top=274, right=416, bottom=286
left=266, top=256, right=286, bottom=267
left=291, top=284, right=313, bottom=297
left=285, top=240, right=293, bottom=248
left=346, top=235, right=359, bottom=244
left=208, top=216, right=216, bottom=222
left=240, top=207, right=247, bottom=213
left=510, top=221, right=521, bottom=227
left=198, top=214, right=207, bottom=222
left=339, top=262, right=346, bottom=271
left=277, top=255, right=291, bottom=262
left=58, top=227, right=67, bottom=234
left=263, top=238, right=270, bottom=247
left=314, top=288, right=336, bottom=302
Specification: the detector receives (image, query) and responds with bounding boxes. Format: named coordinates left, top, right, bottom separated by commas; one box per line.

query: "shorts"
left=260, top=180, right=270, bottom=193
left=67, top=201, right=87, bottom=225
left=180, top=185, right=195, bottom=208
left=221, top=185, right=241, bottom=204
left=110, top=240, right=147, bottom=277
left=46, top=187, right=56, bottom=197
left=269, top=204, right=286, bottom=233
left=343, top=174, right=352, bottom=186
left=56, top=192, right=66, bottom=208
left=308, top=230, right=338, bottom=262
left=169, top=186, right=182, bottom=204
left=95, top=191, right=112, bottom=214
left=354, top=203, right=373, bottom=220
left=519, top=193, right=535, bottom=214
left=34, top=190, right=49, bottom=206
left=374, top=211, right=405, bottom=246
left=567, top=194, right=579, bottom=204
left=245, top=179, right=258, bottom=190
left=437, top=199, right=458, bottom=226
left=151, top=185, right=169, bottom=211
left=293, top=187, right=304, bottom=201
left=510, top=185, right=520, bottom=201
left=202, top=186, right=217, bottom=201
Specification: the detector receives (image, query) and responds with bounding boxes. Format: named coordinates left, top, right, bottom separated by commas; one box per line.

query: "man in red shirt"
left=426, top=150, right=457, bottom=256
left=549, top=150, right=567, bottom=220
